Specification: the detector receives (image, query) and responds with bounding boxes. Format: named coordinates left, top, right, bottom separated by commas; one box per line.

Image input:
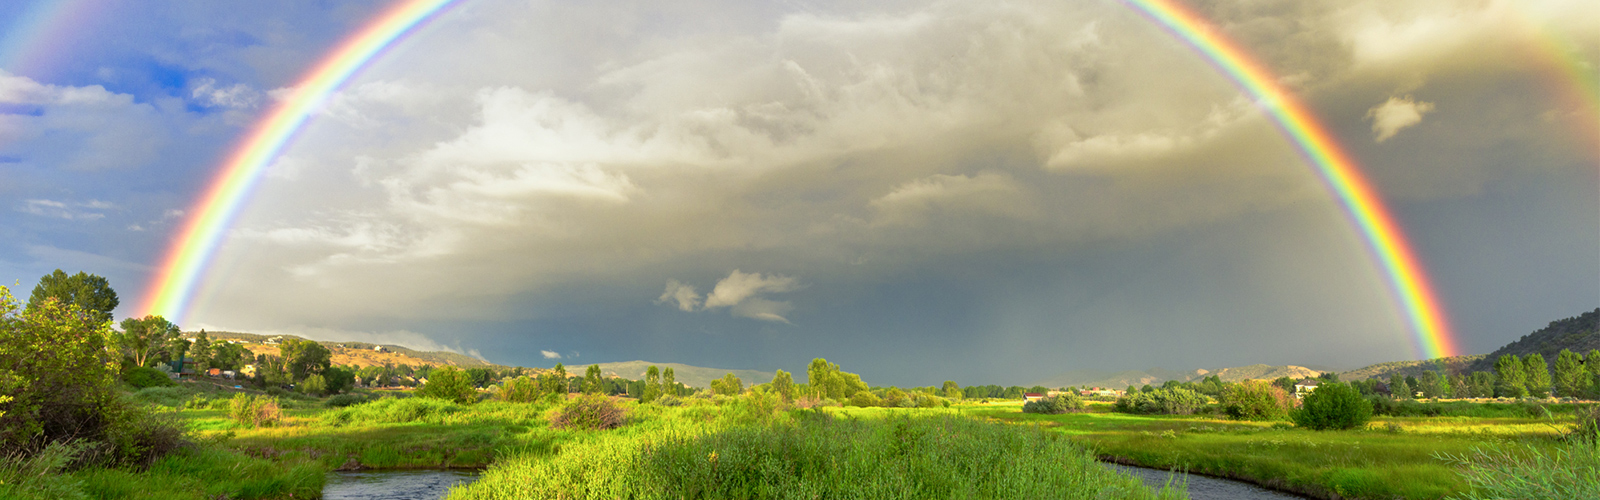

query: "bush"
left=324, top=393, right=370, bottom=408
left=1292, top=382, right=1372, bottom=430
left=1221, top=380, right=1294, bottom=421
left=1023, top=393, right=1085, bottom=414
left=324, top=397, right=462, bottom=425
left=226, top=394, right=281, bottom=428
left=0, top=288, right=119, bottom=455
left=495, top=375, right=542, bottom=403
left=419, top=366, right=477, bottom=404
left=1114, top=388, right=1209, bottom=415
left=299, top=374, right=327, bottom=396
left=654, top=395, right=684, bottom=407
left=549, top=394, right=627, bottom=431
left=123, top=366, right=175, bottom=389
left=848, top=391, right=882, bottom=407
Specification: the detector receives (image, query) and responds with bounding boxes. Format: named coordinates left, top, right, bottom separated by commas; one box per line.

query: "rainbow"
left=137, top=0, right=460, bottom=322
left=138, top=0, right=1476, bottom=357
left=1121, top=0, right=1461, bottom=358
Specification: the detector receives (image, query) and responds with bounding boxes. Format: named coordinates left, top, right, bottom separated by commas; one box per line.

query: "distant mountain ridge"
left=585, top=361, right=775, bottom=390
left=1032, top=363, right=1324, bottom=389
left=200, top=331, right=501, bottom=370
left=1463, top=309, right=1599, bottom=373
left=1339, top=355, right=1485, bottom=381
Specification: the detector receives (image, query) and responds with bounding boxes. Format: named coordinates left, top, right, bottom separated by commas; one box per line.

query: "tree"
left=1470, top=371, right=1496, bottom=398
left=1523, top=353, right=1551, bottom=398
left=1554, top=349, right=1588, bottom=398
left=1494, top=355, right=1528, bottom=398
left=942, top=381, right=962, bottom=400
left=0, top=286, right=118, bottom=452
left=277, top=338, right=331, bottom=382
left=1418, top=371, right=1446, bottom=399
left=1292, top=382, right=1372, bottom=430
left=299, top=374, right=327, bottom=396
left=465, top=367, right=496, bottom=388
left=662, top=367, right=677, bottom=397
left=1272, top=377, right=1296, bottom=393
left=189, top=330, right=213, bottom=371
left=642, top=365, right=662, bottom=403
left=113, top=315, right=180, bottom=368
left=1221, top=380, right=1294, bottom=421
left=209, top=341, right=247, bottom=371
left=323, top=365, right=356, bottom=395
left=497, top=376, right=542, bottom=403
left=419, top=366, right=476, bottom=404
left=711, top=373, right=743, bottom=396
left=1388, top=373, right=1411, bottom=400
left=771, top=370, right=796, bottom=401
left=583, top=364, right=604, bottom=394
left=27, top=269, right=119, bottom=324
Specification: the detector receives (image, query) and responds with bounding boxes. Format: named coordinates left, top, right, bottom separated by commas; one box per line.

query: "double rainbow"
left=139, top=0, right=1479, bottom=358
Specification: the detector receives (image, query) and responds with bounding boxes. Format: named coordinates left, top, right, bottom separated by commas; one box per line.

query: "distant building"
left=373, top=346, right=387, bottom=353
left=1294, top=379, right=1320, bottom=398
left=1023, top=393, right=1046, bottom=402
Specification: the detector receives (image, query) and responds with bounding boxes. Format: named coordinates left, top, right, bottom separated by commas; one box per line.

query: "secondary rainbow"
left=138, top=0, right=460, bottom=322
left=1122, top=0, right=1461, bottom=358
left=141, top=0, right=1466, bottom=359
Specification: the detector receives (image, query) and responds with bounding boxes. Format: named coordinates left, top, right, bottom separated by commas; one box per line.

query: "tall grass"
left=0, top=441, right=90, bottom=500
left=449, top=410, right=1185, bottom=500
left=1437, top=437, right=1600, bottom=499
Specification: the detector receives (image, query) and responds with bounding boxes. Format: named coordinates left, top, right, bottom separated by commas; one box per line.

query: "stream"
left=1104, top=462, right=1311, bottom=500
left=322, top=470, right=480, bottom=500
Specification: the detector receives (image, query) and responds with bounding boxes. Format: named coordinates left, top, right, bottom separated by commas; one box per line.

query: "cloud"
left=541, top=350, right=562, bottom=359
left=870, top=172, right=1032, bottom=226
left=190, top=78, right=262, bottom=109
left=1367, top=96, right=1435, bottom=142
left=704, top=270, right=799, bottom=322
left=0, top=71, right=172, bottom=171
left=18, top=199, right=113, bottom=220
left=657, top=280, right=701, bottom=311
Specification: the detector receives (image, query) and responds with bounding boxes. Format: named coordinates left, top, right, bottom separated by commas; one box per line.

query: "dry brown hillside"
left=205, top=331, right=510, bottom=370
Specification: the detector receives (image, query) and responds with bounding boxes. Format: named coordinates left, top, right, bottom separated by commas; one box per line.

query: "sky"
left=1, top=0, right=1596, bottom=387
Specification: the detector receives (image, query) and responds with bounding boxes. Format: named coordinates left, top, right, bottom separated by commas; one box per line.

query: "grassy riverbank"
left=968, top=402, right=1582, bottom=499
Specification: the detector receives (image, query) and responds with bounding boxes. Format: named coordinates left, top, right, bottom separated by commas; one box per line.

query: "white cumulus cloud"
left=1367, top=96, right=1435, bottom=143
left=541, top=350, right=562, bottom=359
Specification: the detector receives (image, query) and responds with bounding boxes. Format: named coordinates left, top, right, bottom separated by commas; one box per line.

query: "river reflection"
left=323, top=469, right=480, bottom=500
left=1103, top=462, right=1309, bottom=500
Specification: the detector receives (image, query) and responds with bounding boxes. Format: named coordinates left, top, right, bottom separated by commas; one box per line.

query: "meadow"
left=17, top=382, right=1598, bottom=500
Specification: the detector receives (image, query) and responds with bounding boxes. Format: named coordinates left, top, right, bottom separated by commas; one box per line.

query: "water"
left=1104, top=462, right=1310, bottom=500
left=323, top=469, right=480, bottom=500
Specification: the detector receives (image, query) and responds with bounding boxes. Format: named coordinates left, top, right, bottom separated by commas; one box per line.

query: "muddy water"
left=322, top=470, right=480, bottom=500
left=1104, top=462, right=1311, bottom=500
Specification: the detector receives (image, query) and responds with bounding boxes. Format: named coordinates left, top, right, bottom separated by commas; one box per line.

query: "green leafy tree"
left=189, top=330, right=213, bottom=371
left=465, top=367, right=496, bottom=388
left=1388, top=373, right=1411, bottom=400
left=323, top=365, right=355, bottom=395
left=711, top=373, right=743, bottom=396
left=1470, top=371, right=1496, bottom=398
left=583, top=364, right=604, bottom=394
left=1523, top=353, right=1551, bottom=398
left=419, top=366, right=476, bottom=404
left=27, top=269, right=119, bottom=324
left=496, top=375, right=542, bottom=403
left=0, top=286, right=119, bottom=452
left=113, top=315, right=180, bottom=368
left=1292, top=382, right=1372, bottom=430
left=209, top=342, right=247, bottom=371
left=942, top=381, right=962, bottom=400
left=642, top=365, right=662, bottom=403
left=299, top=374, right=327, bottom=396
left=1271, top=377, right=1296, bottom=393
left=1495, top=355, right=1528, bottom=398
left=1418, top=371, right=1446, bottom=399
left=277, top=338, right=331, bottom=382
left=807, top=358, right=839, bottom=399
left=770, top=369, right=796, bottom=401
left=1221, top=380, right=1294, bottom=421
left=662, top=367, right=677, bottom=397
left=1553, top=349, right=1588, bottom=398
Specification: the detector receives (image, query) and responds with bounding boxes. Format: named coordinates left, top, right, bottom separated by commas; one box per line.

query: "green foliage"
left=27, top=269, right=118, bottom=325
left=1495, top=355, right=1529, bottom=398
left=0, top=441, right=89, bottom=500
left=113, top=315, right=181, bottom=368
left=1418, top=371, right=1447, bottom=399
left=942, top=380, right=962, bottom=400
left=299, top=374, right=327, bottom=396
left=1022, top=393, right=1084, bottom=414
left=770, top=369, right=796, bottom=401
left=324, top=393, right=370, bottom=408
left=662, top=367, right=677, bottom=397
left=0, top=286, right=120, bottom=454
left=322, top=365, right=355, bottom=395
left=324, top=397, right=465, bottom=425
left=1470, top=371, right=1496, bottom=398
left=583, top=364, right=604, bottom=394
left=643, top=365, right=662, bottom=403
left=1293, top=382, right=1372, bottom=430
left=496, top=375, right=543, bottom=403
left=1524, top=353, right=1552, bottom=398
left=227, top=394, right=282, bottom=428
left=276, top=338, right=331, bottom=382
left=848, top=390, right=882, bottom=407
left=1114, top=387, right=1209, bottom=415
left=1570, top=405, right=1600, bottom=444
left=1437, top=435, right=1600, bottom=499
left=420, top=366, right=478, bottom=404
left=1220, top=380, right=1294, bottom=421
left=549, top=393, right=627, bottom=430
left=1389, top=373, right=1412, bottom=400
left=1554, top=349, right=1589, bottom=398
left=451, top=414, right=1183, bottom=500
left=711, top=372, right=744, bottom=396
left=804, top=358, right=868, bottom=400
left=123, top=365, right=175, bottom=389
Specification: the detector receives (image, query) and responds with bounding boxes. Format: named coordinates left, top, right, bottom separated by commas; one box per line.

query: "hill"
left=586, top=361, right=775, bottom=390
left=1032, top=364, right=1323, bottom=389
left=199, top=331, right=504, bottom=370
left=1464, top=308, right=1599, bottom=373
left=1339, top=355, right=1485, bottom=381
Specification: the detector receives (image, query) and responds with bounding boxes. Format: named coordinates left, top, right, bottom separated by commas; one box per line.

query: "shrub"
left=549, top=394, right=626, bottom=431
left=848, top=391, right=882, bottom=407
left=123, top=366, right=175, bottom=389
left=1221, top=380, right=1294, bottom=421
left=654, top=395, right=684, bottom=407
left=495, top=375, right=542, bottom=403
left=0, top=288, right=119, bottom=455
left=1292, top=382, right=1372, bottom=430
left=1114, top=388, right=1208, bottom=415
left=419, top=366, right=477, bottom=404
left=226, top=394, right=281, bottom=428
left=298, top=374, right=327, bottom=396
left=1023, top=393, right=1085, bottom=414
left=324, top=393, right=369, bottom=408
